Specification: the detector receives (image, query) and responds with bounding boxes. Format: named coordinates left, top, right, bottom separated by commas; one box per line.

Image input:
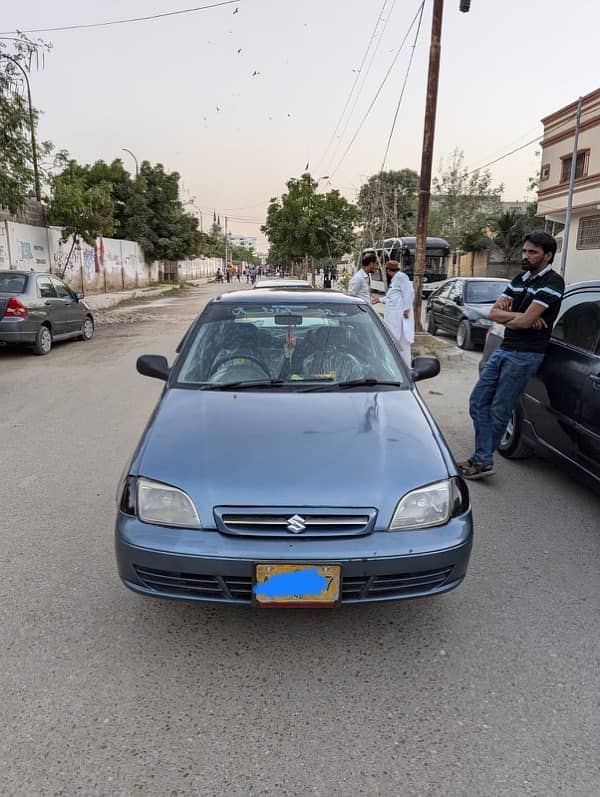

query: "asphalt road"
left=1, top=283, right=599, bottom=797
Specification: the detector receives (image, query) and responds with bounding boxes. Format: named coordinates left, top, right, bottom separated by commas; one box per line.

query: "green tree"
left=132, top=161, right=205, bottom=262
left=0, top=36, right=52, bottom=214
left=491, top=204, right=544, bottom=273
left=357, top=169, right=419, bottom=244
left=262, top=173, right=359, bottom=276
left=428, top=149, right=503, bottom=250
left=47, top=162, right=118, bottom=275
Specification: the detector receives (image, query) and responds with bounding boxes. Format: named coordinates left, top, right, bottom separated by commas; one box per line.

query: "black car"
left=0, top=270, right=94, bottom=355
left=426, top=277, right=509, bottom=349
left=479, top=280, right=600, bottom=488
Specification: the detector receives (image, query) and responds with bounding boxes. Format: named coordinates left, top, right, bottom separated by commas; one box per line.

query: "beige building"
left=537, top=88, right=600, bottom=283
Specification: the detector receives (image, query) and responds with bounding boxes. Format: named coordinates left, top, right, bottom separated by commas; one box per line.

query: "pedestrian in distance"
left=347, top=252, right=378, bottom=303
left=372, top=260, right=414, bottom=366
left=459, top=231, right=564, bottom=480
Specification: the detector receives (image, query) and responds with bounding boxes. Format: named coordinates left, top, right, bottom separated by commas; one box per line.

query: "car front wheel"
left=80, top=316, right=94, bottom=341
left=456, top=320, right=474, bottom=350
left=33, top=324, right=52, bottom=356
left=498, top=406, right=533, bottom=459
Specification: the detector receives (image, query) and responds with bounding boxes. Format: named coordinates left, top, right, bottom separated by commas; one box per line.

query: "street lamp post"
left=121, top=148, right=139, bottom=177
left=1, top=53, right=41, bottom=201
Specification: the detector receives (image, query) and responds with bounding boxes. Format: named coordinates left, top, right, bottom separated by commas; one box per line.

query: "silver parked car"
left=116, top=289, right=473, bottom=608
left=0, top=271, right=94, bottom=355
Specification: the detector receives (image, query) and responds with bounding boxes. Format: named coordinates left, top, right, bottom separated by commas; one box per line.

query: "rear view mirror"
left=137, top=354, right=170, bottom=381
left=411, top=356, right=440, bottom=382
left=76, top=292, right=84, bottom=301
left=274, top=315, right=303, bottom=325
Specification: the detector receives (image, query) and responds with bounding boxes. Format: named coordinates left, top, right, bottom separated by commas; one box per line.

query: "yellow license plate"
left=254, top=564, right=341, bottom=607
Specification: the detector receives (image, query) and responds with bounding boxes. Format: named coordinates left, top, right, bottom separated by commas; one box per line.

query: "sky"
left=3, top=0, right=600, bottom=251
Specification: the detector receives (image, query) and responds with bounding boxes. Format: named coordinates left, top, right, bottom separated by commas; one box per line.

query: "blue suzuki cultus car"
left=115, top=290, right=472, bottom=607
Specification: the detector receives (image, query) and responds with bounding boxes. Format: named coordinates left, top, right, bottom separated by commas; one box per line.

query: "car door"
left=36, top=275, right=66, bottom=335
left=567, top=292, right=600, bottom=479
left=430, top=282, right=453, bottom=330
left=524, top=289, right=600, bottom=468
left=445, top=280, right=465, bottom=335
left=51, top=276, right=83, bottom=334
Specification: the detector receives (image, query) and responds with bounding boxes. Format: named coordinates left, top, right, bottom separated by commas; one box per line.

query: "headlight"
left=137, top=477, right=201, bottom=528
left=389, top=478, right=468, bottom=530
left=473, top=318, right=492, bottom=328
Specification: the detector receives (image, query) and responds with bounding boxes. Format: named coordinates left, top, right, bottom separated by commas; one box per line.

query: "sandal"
left=459, top=460, right=495, bottom=480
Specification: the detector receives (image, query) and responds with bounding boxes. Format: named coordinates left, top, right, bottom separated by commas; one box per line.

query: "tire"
left=498, top=406, right=534, bottom=459
left=32, top=324, right=52, bottom=356
left=80, top=315, right=94, bottom=341
left=426, top=310, right=438, bottom=335
left=456, top=319, right=474, bottom=350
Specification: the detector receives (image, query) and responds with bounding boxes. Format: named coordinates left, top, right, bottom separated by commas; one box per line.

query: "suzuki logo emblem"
left=286, top=514, right=307, bottom=534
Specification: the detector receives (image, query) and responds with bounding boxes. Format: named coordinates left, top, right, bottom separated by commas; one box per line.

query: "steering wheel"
left=208, top=354, right=271, bottom=379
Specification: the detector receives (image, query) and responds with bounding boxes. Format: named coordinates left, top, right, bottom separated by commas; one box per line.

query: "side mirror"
left=137, top=354, right=171, bottom=381
left=411, top=356, right=440, bottom=382
left=76, top=292, right=84, bottom=301
left=454, top=295, right=463, bottom=306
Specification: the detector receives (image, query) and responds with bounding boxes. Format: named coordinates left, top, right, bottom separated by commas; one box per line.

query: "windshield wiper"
left=199, top=379, right=286, bottom=390
left=300, top=379, right=402, bottom=393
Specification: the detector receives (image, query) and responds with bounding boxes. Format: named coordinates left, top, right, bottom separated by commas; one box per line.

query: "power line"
left=466, top=135, right=541, bottom=174
left=329, top=1, right=426, bottom=178
left=380, top=0, right=425, bottom=171
left=317, top=0, right=390, bottom=171
left=0, top=0, right=240, bottom=35
left=466, top=103, right=600, bottom=175
left=322, top=0, right=400, bottom=172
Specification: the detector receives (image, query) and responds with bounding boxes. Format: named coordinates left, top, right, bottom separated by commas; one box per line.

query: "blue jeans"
left=469, top=349, right=544, bottom=465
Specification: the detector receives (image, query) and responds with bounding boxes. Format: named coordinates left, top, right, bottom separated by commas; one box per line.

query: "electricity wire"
left=317, top=0, right=391, bottom=171
left=0, top=0, right=240, bottom=35
left=380, top=0, right=425, bottom=171
left=322, top=0, right=399, bottom=172
left=329, top=1, right=426, bottom=178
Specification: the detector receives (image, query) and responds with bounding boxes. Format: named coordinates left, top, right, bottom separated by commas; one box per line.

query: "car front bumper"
left=115, top=513, right=473, bottom=605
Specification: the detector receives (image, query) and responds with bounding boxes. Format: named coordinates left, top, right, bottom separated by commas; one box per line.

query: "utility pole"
left=413, top=0, right=471, bottom=331
left=412, top=0, right=444, bottom=331
left=560, top=96, right=583, bottom=279
left=224, top=216, right=229, bottom=269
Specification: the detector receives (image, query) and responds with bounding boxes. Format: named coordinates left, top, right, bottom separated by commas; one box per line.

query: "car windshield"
left=176, top=301, right=406, bottom=389
left=0, top=273, right=27, bottom=293
left=465, top=281, right=507, bottom=304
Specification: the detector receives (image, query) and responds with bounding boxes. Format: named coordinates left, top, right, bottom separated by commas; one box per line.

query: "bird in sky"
left=287, top=113, right=292, bottom=117
left=305, top=162, right=309, bottom=170
left=352, top=68, right=360, bottom=73
left=252, top=70, right=260, bottom=77
left=233, top=6, right=239, bottom=13
left=237, top=48, right=242, bottom=53
left=216, top=106, right=221, bottom=111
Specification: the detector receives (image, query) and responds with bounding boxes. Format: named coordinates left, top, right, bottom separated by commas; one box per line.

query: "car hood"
left=135, top=389, right=450, bottom=528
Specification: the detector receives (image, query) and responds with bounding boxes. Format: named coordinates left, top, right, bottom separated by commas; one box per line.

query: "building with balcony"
left=537, top=88, right=600, bottom=283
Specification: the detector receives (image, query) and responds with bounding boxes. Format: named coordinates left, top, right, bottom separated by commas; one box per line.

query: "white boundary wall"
left=1, top=220, right=222, bottom=293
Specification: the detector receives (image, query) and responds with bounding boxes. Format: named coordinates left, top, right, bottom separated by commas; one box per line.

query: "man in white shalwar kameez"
left=374, top=261, right=415, bottom=366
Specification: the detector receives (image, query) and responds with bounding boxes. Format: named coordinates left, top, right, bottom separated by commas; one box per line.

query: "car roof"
left=0, top=270, right=42, bottom=276
left=566, top=280, right=600, bottom=292
left=451, top=277, right=509, bottom=282
left=214, top=289, right=362, bottom=305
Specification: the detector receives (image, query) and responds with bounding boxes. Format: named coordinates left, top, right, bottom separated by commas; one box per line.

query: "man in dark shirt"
left=459, top=231, right=564, bottom=479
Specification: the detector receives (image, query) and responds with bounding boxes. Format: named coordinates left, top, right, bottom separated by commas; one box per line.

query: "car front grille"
left=133, top=565, right=453, bottom=603
left=213, top=507, right=376, bottom=538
